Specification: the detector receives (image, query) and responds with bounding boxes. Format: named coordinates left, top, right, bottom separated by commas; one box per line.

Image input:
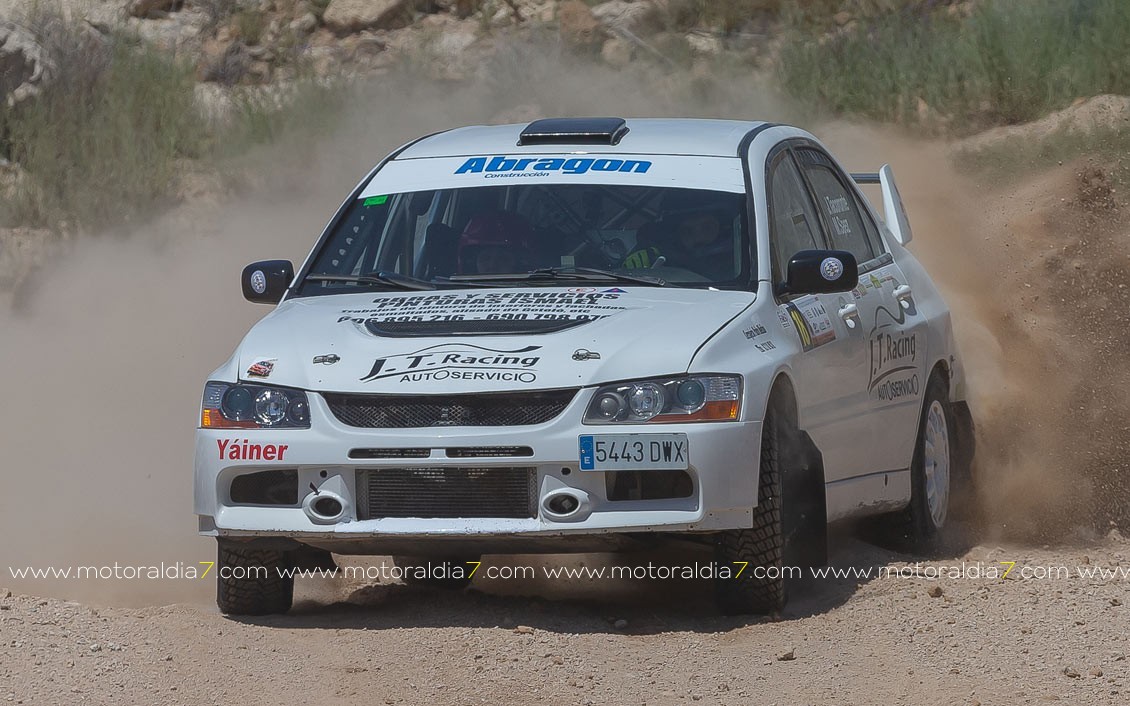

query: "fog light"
left=546, top=494, right=580, bottom=515
left=311, top=496, right=343, bottom=518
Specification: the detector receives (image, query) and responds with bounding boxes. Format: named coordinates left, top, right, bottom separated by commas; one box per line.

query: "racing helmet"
left=457, top=210, right=536, bottom=273
left=656, top=189, right=739, bottom=257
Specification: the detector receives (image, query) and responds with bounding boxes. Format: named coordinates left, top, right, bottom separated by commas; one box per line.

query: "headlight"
left=200, top=381, right=311, bottom=429
left=583, top=375, right=741, bottom=424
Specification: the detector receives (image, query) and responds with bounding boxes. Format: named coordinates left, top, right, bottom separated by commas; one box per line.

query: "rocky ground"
left=2, top=533, right=1128, bottom=705
left=0, top=0, right=778, bottom=93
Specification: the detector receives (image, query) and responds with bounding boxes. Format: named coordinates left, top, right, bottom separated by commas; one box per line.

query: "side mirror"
left=242, top=260, right=294, bottom=304
left=779, top=250, right=858, bottom=296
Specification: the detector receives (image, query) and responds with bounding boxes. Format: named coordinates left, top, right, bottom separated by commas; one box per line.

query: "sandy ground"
left=2, top=532, right=1129, bottom=705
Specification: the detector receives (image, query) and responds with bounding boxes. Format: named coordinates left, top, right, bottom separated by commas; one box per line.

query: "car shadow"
left=224, top=521, right=980, bottom=634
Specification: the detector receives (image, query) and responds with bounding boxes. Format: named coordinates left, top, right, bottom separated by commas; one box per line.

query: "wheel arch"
left=757, top=369, right=799, bottom=424
left=762, top=369, right=828, bottom=569
left=930, top=358, right=951, bottom=390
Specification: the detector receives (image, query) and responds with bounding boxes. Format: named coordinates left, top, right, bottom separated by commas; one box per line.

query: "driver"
left=457, top=210, right=537, bottom=274
left=623, top=191, right=736, bottom=279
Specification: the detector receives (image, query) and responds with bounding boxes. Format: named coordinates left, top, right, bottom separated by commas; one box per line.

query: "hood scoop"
left=364, top=318, right=592, bottom=338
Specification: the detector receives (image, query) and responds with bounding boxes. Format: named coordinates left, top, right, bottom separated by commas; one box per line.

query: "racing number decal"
left=787, top=306, right=813, bottom=349
left=779, top=295, right=836, bottom=352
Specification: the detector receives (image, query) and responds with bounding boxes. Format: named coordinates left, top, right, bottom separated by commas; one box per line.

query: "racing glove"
left=623, top=246, right=662, bottom=269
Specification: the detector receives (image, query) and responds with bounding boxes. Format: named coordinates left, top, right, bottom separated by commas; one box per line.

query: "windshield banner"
left=358, top=155, right=746, bottom=197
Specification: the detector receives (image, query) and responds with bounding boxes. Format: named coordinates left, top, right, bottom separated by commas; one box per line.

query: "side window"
left=795, top=148, right=879, bottom=264
left=767, top=151, right=823, bottom=281
left=851, top=188, right=885, bottom=256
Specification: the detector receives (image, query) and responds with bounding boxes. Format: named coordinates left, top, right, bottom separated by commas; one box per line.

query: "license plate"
left=578, top=434, right=689, bottom=471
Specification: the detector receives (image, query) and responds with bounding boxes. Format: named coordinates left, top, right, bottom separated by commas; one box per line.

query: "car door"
left=793, top=145, right=925, bottom=478
left=765, top=146, right=870, bottom=485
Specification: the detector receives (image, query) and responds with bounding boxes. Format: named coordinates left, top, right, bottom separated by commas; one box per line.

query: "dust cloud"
left=828, top=125, right=1130, bottom=540
left=0, top=44, right=1124, bottom=607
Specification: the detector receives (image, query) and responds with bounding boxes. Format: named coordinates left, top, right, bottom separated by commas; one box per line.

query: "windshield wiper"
left=305, top=271, right=436, bottom=291
left=445, top=266, right=666, bottom=287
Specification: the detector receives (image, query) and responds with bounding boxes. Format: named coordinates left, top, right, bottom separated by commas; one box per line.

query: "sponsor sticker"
left=217, top=439, right=289, bottom=461
left=820, top=257, right=844, bottom=281
left=868, top=329, right=920, bottom=403
left=338, top=290, right=627, bottom=334
left=246, top=359, right=275, bottom=378
left=454, top=155, right=652, bottom=179
left=361, top=343, right=542, bottom=384
left=250, top=270, right=267, bottom=295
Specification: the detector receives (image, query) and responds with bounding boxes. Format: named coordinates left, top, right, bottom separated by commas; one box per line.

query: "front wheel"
left=216, top=540, right=294, bottom=616
left=714, top=404, right=788, bottom=615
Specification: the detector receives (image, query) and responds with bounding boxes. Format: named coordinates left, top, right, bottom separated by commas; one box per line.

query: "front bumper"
left=194, top=389, right=761, bottom=553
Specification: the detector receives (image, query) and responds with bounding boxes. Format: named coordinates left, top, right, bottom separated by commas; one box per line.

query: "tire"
left=392, top=556, right=477, bottom=590
left=903, top=374, right=955, bottom=552
left=216, top=540, right=294, bottom=616
left=714, top=401, right=788, bottom=616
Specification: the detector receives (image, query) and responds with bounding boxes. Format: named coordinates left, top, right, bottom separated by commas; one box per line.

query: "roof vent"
left=518, top=117, right=629, bottom=147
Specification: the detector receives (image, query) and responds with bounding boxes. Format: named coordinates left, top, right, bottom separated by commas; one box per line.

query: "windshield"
left=298, top=183, right=751, bottom=295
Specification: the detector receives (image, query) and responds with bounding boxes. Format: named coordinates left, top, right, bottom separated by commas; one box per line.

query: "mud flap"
left=781, top=428, right=828, bottom=570
left=290, top=545, right=338, bottom=572
left=949, top=400, right=977, bottom=520
left=950, top=401, right=976, bottom=483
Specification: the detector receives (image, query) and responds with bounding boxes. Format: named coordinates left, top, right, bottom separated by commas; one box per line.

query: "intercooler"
left=355, top=467, right=538, bottom=520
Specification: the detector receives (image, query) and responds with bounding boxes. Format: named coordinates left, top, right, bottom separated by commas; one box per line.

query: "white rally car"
left=195, top=118, right=974, bottom=615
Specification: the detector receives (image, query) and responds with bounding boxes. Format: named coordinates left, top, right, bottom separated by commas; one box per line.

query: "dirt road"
left=3, top=533, right=1128, bottom=705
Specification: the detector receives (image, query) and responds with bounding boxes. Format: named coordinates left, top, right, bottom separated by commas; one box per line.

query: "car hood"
left=235, top=287, right=755, bottom=394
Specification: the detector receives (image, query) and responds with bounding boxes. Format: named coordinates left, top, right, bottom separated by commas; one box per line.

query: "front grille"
left=356, top=467, right=537, bottom=519
left=349, top=448, right=432, bottom=459
left=365, top=319, right=588, bottom=337
left=324, top=390, right=577, bottom=428
left=446, top=446, right=534, bottom=458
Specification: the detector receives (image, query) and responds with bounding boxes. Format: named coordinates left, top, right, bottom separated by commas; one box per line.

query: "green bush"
left=777, top=0, right=1130, bottom=131
left=1, top=26, right=203, bottom=229
left=216, top=80, right=348, bottom=156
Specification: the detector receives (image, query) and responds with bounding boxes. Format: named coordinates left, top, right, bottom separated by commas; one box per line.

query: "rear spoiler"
left=851, top=165, right=912, bottom=245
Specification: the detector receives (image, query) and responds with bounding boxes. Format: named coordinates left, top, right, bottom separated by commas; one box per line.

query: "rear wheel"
left=904, top=374, right=955, bottom=551
left=392, top=556, right=477, bottom=589
left=714, top=402, right=788, bottom=615
left=216, top=540, right=294, bottom=616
